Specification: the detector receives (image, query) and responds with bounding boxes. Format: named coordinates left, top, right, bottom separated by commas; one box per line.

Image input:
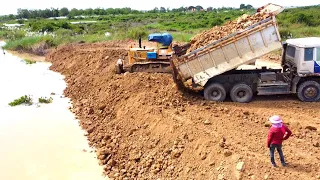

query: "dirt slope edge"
left=46, top=41, right=320, bottom=180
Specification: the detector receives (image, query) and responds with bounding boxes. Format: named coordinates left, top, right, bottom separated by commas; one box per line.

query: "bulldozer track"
left=130, top=62, right=172, bottom=73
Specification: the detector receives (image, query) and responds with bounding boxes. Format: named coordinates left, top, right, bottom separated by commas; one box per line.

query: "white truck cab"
left=284, top=37, right=320, bottom=75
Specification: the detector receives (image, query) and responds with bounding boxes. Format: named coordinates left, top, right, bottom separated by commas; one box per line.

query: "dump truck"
left=171, top=4, right=320, bottom=103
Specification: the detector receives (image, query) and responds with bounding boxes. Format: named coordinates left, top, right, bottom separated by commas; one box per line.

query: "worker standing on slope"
left=267, top=115, right=292, bottom=167
left=115, top=56, right=124, bottom=74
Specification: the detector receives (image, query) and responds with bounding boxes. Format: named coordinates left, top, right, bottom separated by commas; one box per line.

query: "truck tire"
left=297, top=81, right=320, bottom=102
left=230, top=83, right=253, bottom=103
left=204, top=83, right=226, bottom=102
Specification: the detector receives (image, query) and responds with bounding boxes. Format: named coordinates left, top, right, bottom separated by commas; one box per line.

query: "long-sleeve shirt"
left=267, top=124, right=292, bottom=147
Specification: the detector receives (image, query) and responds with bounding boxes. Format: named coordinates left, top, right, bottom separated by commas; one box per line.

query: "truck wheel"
left=230, top=83, right=253, bottom=103
left=297, top=81, right=320, bottom=102
left=204, top=83, right=226, bottom=102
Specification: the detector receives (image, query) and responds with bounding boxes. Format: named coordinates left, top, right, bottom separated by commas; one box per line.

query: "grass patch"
left=3, top=36, right=44, bottom=50
left=9, top=95, right=33, bottom=106
left=3, top=36, right=57, bottom=55
left=24, top=59, right=36, bottom=64
left=0, top=29, right=25, bottom=41
left=38, top=97, right=53, bottom=104
left=280, top=26, right=320, bottom=39
left=61, top=34, right=112, bottom=44
left=291, top=26, right=320, bottom=38
left=171, top=32, right=194, bottom=42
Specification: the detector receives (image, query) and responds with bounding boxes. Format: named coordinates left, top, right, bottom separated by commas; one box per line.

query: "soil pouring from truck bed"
left=187, top=11, right=270, bottom=53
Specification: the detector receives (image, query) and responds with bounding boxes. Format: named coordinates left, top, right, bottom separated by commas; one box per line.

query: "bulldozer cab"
left=148, top=33, right=174, bottom=60
left=128, top=33, right=174, bottom=64
left=128, top=47, right=155, bottom=64
left=148, top=33, right=173, bottom=48
left=119, top=33, right=174, bottom=73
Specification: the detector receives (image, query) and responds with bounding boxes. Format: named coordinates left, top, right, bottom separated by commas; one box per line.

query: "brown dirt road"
left=46, top=41, right=320, bottom=180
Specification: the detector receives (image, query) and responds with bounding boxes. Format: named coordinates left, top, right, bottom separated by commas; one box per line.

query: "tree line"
left=0, top=5, right=253, bottom=21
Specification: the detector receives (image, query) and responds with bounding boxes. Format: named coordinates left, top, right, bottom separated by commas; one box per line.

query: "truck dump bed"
left=172, top=4, right=284, bottom=87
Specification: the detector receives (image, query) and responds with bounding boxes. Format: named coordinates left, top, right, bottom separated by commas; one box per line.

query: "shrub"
left=292, top=26, right=320, bottom=37
left=3, top=36, right=42, bottom=50
left=24, top=59, right=36, bottom=64
left=291, top=13, right=313, bottom=26
left=40, top=22, right=55, bottom=32
left=127, top=27, right=148, bottom=39
left=0, top=30, right=26, bottom=40
left=210, top=18, right=223, bottom=27
left=171, top=32, right=193, bottom=42
left=3, top=36, right=57, bottom=55
left=38, top=97, right=53, bottom=104
left=58, top=21, right=72, bottom=29
left=54, top=29, right=73, bottom=37
left=9, top=95, right=33, bottom=106
left=279, top=28, right=293, bottom=39
left=28, top=21, right=73, bottom=33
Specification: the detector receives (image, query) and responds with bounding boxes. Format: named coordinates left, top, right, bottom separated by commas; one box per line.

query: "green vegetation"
left=0, top=5, right=319, bottom=54
left=0, top=29, right=25, bottom=40
left=9, top=95, right=33, bottom=106
left=171, top=32, right=194, bottom=42
left=24, top=59, right=36, bottom=64
left=3, top=36, right=56, bottom=55
left=277, top=6, right=320, bottom=39
left=38, top=97, right=53, bottom=104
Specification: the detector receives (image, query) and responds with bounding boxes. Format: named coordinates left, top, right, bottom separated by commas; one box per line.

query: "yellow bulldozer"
left=116, top=33, right=176, bottom=74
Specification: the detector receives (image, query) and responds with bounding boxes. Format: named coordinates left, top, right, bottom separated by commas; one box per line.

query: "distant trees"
left=150, top=7, right=159, bottom=13
left=0, top=14, right=15, bottom=22
left=246, top=5, right=253, bottom=9
left=14, top=7, right=141, bottom=19
left=171, top=7, right=185, bottom=12
left=2, top=4, right=258, bottom=21
left=59, top=7, right=69, bottom=16
left=196, top=6, right=204, bottom=11
left=240, top=4, right=253, bottom=9
left=17, top=9, right=30, bottom=19
left=160, top=7, right=166, bottom=13
left=84, top=8, right=93, bottom=15
left=69, top=8, right=81, bottom=17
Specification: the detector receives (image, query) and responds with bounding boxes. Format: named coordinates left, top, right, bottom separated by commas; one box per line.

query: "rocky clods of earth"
left=187, top=11, right=271, bottom=53
left=46, top=40, right=320, bottom=179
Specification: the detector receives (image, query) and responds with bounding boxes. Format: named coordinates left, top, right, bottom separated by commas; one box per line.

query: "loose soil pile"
left=47, top=41, right=320, bottom=180
left=187, top=12, right=270, bottom=53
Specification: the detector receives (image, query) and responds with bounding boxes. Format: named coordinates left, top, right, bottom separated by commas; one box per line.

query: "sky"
left=0, top=0, right=319, bottom=15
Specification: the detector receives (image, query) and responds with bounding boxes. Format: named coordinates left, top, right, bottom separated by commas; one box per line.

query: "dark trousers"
left=269, top=144, right=285, bottom=165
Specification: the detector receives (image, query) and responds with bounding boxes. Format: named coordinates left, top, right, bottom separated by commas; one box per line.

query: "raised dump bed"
left=172, top=4, right=284, bottom=87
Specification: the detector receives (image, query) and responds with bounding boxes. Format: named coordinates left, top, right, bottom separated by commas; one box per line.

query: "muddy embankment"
left=47, top=41, right=320, bottom=180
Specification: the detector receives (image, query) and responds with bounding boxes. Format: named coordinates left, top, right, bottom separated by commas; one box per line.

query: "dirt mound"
left=47, top=41, right=320, bottom=179
left=187, top=12, right=270, bottom=53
